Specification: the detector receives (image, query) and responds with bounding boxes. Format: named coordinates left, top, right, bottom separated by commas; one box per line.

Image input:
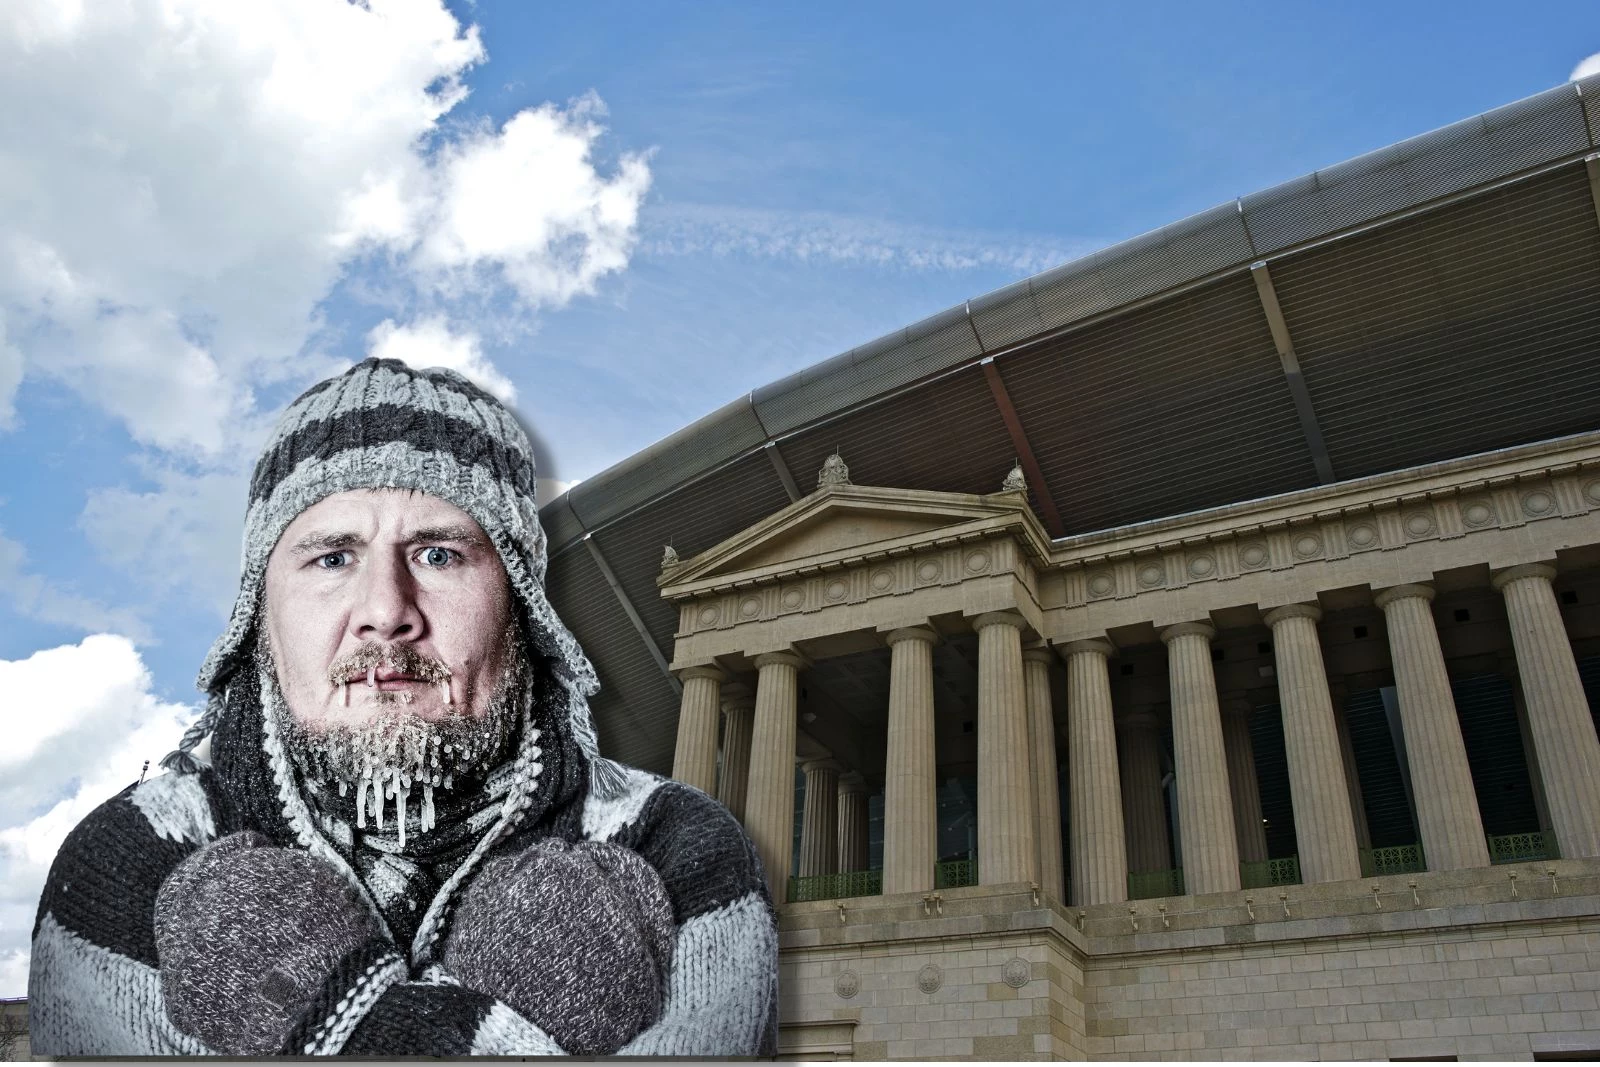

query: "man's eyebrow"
left=406, top=524, right=487, bottom=547
left=289, top=531, right=365, bottom=555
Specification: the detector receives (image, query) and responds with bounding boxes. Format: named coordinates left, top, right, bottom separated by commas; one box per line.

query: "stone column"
left=883, top=626, right=938, bottom=895
left=1264, top=603, right=1362, bottom=884
left=671, top=666, right=724, bottom=794
left=1160, top=621, right=1241, bottom=895
left=1221, top=702, right=1268, bottom=865
left=837, top=772, right=870, bottom=873
left=1374, top=584, right=1490, bottom=871
left=1024, top=648, right=1065, bottom=902
left=1493, top=563, right=1600, bottom=860
left=798, top=759, right=841, bottom=878
left=745, top=652, right=805, bottom=903
left=717, top=697, right=755, bottom=823
left=1117, top=710, right=1171, bottom=875
left=975, top=611, right=1037, bottom=886
left=1065, top=639, right=1129, bottom=904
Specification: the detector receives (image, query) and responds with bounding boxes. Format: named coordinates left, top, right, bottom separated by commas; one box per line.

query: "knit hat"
left=163, top=357, right=609, bottom=788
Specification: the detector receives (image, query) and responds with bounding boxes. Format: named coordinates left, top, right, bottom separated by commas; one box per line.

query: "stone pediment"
left=660, top=483, right=1043, bottom=597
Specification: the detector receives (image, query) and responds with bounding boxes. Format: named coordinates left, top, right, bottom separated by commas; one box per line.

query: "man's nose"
left=350, top=552, right=424, bottom=641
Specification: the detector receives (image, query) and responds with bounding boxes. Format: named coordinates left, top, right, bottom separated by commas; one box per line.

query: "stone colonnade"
left=671, top=564, right=1600, bottom=905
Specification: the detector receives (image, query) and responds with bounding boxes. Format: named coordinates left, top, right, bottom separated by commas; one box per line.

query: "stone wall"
left=779, top=885, right=1088, bottom=1059
left=778, top=859, right=1600, bottom=1060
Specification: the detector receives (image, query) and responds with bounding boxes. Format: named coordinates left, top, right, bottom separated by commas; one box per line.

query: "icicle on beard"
left=257, top=624, right=528, bottom=846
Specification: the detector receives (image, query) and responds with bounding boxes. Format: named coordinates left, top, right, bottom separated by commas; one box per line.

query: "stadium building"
left=541, top=75, right=1600, bottom=1060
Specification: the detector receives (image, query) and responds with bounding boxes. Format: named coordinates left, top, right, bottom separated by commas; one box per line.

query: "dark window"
left=1453, top=608, right=1471, bottom=622
left=1561, top=589, right=1579, bottom=605
left=1354, top=625, right=1369, bottom=639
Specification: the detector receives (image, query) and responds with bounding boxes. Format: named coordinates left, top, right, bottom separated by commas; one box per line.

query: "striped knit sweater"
left=28, top=687, right=779, bottom=1056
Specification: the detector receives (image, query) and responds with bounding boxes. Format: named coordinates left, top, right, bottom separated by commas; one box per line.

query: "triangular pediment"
left=661, top=483, right=1040, bottom=594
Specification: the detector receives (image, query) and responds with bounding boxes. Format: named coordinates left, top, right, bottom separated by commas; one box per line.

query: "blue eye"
left=316, top=551, right=351, bottom=569
left=421, top=547, right=456, bottom=567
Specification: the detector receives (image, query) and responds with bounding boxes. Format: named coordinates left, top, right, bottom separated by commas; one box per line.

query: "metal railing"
left=935, top=858, right=978, bottom=890
left=1240, top=856, right=1302, bottom=889
left=1488, top=831, right=1557, bottom=864
left=1359, top=843, right=1426, bottom=877
left=1127, top=868, right=1185, bottom=900
left=788, top=868, right=883, bottom=902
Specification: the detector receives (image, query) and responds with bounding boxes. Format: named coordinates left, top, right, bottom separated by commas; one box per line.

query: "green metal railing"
left=1127, top=868, right=1185, bottom=900
left=1240, top=856, right=1302, bottom=889
left=788, top=868, right=883, bottom=902
left=1359, top=843, right=1426, bottom=877
left=935, top=858, right=978, bottom=889
left=1488, top=831, right=1557, bottom=864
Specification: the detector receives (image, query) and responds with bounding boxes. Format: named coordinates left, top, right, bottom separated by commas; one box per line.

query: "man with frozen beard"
left=27, top=358, right=779, bottom=1057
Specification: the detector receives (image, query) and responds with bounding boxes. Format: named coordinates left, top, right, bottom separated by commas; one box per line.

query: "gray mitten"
left=154, top=831, right=387, bottom=1055
left=443, top=839, right=676, bottom=1055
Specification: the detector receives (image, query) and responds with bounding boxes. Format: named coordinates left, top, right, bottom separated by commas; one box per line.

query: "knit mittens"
left=443, top=839, right=676, bottom=1054
left=154, top=831, right=386, bottom=1055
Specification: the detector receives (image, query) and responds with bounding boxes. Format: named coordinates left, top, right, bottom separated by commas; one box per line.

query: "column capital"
left=801, top=757, right=842, bottom=776
left=1160, top=620, right=1216, bottom=644
left=1374, top=582, right=1435, bottom=609
left=676, top=664, right=727, bottom=684
left=972, top=610, right=1027, bottom=633
left=721, top=694, right=756, bottom=715
left=1061, top=637, right=1116, bottom=658
left=1491, top=562, right=1558, bottom=591
left=838, top=770, right=868, bottom=795
left=1022, top=647, right=1056, bottom=666
left=753, top=650, right=808, bottom=671
left=885, top=625, right=939, bottom=648
left=1263, top=602, right=1322, bottom=627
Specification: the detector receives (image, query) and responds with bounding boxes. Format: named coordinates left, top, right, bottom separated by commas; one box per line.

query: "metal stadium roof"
left=542, top=76, right=1600, bottom=775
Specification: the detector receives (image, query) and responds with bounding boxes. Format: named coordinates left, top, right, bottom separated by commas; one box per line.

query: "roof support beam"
left=583, top=533, right=682, bottom=698
left=1585, top=154, right=1600, bottom=233
left=1250, top=262, right=1336, bottom=484
left=980, top=358, right=1066, bottom=537
left=765, top=440, right=803, bottom=503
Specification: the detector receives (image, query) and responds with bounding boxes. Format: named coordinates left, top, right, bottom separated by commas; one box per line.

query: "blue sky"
left=1, top=0, right=1597, bottom=994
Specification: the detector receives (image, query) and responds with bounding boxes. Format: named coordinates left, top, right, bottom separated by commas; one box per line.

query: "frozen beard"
left=257, top=626, right=528, bottom=849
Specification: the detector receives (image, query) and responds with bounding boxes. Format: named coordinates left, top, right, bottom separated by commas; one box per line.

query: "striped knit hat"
left=163, top=357, right=603, bottom=776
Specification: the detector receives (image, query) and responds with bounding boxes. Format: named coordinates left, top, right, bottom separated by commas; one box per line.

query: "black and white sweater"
left=28, top=675, right=779, bottom=1057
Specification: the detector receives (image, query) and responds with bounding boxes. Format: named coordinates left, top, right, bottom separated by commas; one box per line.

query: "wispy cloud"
left=1572, top=51, right=1600, bottom=81
left=640, top=203, right=1096, bottom=277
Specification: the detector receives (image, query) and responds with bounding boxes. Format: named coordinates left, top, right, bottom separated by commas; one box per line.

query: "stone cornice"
left=1046, top=435, right=1600, bottom=638
left=1045, top=428, right=1600, bottom=557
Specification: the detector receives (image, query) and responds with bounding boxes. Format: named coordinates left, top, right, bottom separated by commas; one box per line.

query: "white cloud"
left=0, top=529, right=153, bottom=643
left=0, top=635, right=199, bottom=997
left=0, top=0, right=650, bottom=456
left=1573, top=52, right=1600, bottom=81
left=642, top=203, right=1091, bottom=277
left=410, top=94, right=653, bottom=307
left=367, top=315, right=516, bottom=403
